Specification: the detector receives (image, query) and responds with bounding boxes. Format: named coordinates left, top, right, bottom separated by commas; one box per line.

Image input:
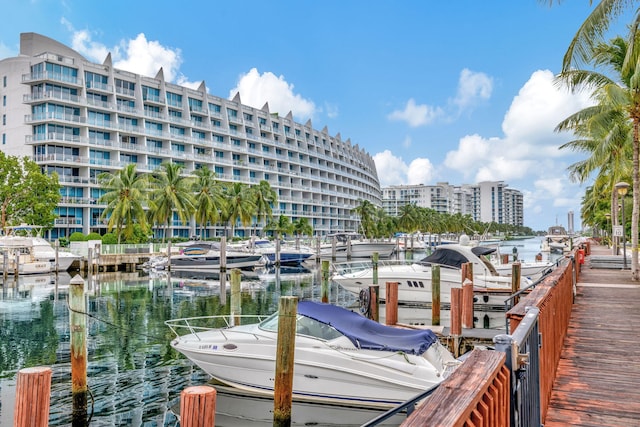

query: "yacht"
left=2, top=225, right=81, bottom=272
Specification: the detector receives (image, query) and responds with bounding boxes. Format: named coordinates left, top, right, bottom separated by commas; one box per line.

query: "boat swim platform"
left=544, top=243, right=640, bottom=426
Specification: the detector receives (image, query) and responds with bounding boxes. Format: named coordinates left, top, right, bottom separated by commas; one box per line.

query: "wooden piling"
left=14, top=366, right=52, bottom=427
left=385, top=282, right=399, bottom=326
left=220, top=237, right=227, bottom=272
left=368, top=285, right=379, bottom=322
left=462, top=279, right=474, bottom=329
left=180, top=385, right=216, bottom=427
left=372, top=252, right=379, bottom=285
left=331, top=236, right=337, bottom=262
left=54, top=239, right=59, bottom=272
left=321, top=260, right=330, bottom=303
left=69, top=274, right=87, bottom=424
left=275, top=238, right=281, bottom=268
left=230, top=269, right=241, bottom=325
left=3, top=251, right=7, bottom=281
left=431, top=265, right=441, bottom=326
left=273, top=296, right=298, bottom=427
left=511, top=261, right=521, bottom=304
left=346, top=235, right=352, bottom=260
left=167, top=240, right=172, bottom=272
left=461, top=262, right=473, bottom=283
left=451, top=287, right=462, bottom=357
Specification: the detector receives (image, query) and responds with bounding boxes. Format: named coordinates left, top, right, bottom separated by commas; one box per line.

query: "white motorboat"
left=244, top=238, right=314, bottom=266
left=0, top=235, right=52, bottom=274
left=541, top=226, right=572, bottom=254
left=155, top=242, right=266, bottom=271
left=315, top=232, right=397, bottom=260
left=2, top=225, right=81, bottom=272
left=166, top=300, right=459, bottom=408
left=332, top=238, right=542, bottom=305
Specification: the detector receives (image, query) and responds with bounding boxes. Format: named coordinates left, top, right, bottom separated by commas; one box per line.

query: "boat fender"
left=359, top=288, right=370, bottom=315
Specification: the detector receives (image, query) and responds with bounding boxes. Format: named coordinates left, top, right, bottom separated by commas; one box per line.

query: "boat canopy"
left=297, top=301, right=438, bottom=355
left=419, top=246, right=496, bottom=269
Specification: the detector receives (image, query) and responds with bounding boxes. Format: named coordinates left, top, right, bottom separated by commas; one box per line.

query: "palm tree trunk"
left=632, top=123, right=639, bottom=280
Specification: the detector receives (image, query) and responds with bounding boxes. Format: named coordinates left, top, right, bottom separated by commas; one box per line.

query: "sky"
left=0, top=1, right=631, bottom=232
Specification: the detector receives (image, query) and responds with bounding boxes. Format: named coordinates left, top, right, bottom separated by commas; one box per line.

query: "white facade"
left=382, top=181, right=523, bottom=226
left=0, top=33, right=382, bottom=239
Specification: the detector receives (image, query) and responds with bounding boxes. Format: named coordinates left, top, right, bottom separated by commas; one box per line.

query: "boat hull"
left=169, top=253, right=264, bottom=270
left=171, top=327, right=449, bottom=408
left=333, top=264, right=515, bottom=305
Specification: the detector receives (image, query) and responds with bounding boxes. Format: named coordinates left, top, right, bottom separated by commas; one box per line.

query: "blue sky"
left=0, top=1, right=629, bottom=231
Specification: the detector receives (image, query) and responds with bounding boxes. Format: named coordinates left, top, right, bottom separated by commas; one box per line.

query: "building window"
left=2, top=134, right=5, bottom=144
left=2, top=115, right=5, bottom=125
left=2, top=95, right=5, bottom=106
left=166, top=92, right=182, bottom=107
left=2, top=76, right=6, bottom=87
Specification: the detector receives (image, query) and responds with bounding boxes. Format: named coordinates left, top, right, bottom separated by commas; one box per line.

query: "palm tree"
left=293, top=217, right=313, bottom=237
left=556, top=34, right=638, bottom=276
left=191, top=166, right=226, bottom=239
left=550, top=1, right=640, bottom=279
left=397, top=204, right=420, bottom=233
left=252, top=180, right=277, bottom=236
left=148, top=162, right=195, bottom=242
left=353, top=199, right=377, bottom=237
left=97, top=164, right=149, bottom=243
left=265, top=214, right=294, bottom=239
left=223, top=182, right=256, bottom=238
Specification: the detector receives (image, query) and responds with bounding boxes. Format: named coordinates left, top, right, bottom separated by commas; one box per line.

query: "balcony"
left=22, top=71, right=83, bottom=87
left=86, top=81, right=113, bottom=93
left=23, top=91, right=81, bottom=105
left=24, top=112, right=82, bottom=125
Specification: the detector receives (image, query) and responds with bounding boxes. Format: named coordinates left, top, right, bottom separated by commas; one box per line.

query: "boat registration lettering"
left=198, top=344, right=218, bottom=350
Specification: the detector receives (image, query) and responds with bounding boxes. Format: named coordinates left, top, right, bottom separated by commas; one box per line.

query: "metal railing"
left=494, top=307, right=541, bottom=427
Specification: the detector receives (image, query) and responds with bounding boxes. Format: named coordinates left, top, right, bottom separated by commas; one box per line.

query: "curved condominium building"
left=0, top=33, right=381, bottom=239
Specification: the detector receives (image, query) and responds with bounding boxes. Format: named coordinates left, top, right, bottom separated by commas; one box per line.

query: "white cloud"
left=372, top=150, right=435, bottom=187
left=387, top=98, right=444, bottom=127
left=402, top=136, right=412, bottom=149
left=373, top=150, right=409, bottom=187
left=324, top=102, right=339, bottom=118
left=444, top=70, right=594, bottom=184
left=62, top=20, right=184, bottom=83
left=114, top=34, right=182, bottom=82
left=452, top=68, right=493, bottom=110
left=407, top=158, right=435, bottom=185
left=229, top=68, right=316, bottom=120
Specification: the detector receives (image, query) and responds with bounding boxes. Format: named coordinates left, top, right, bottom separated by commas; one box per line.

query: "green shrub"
left=86, top=232, right=102, bottom=241
left=69, top=232, right=87, bottom=242
left=102, top=233, right=117, bottom=244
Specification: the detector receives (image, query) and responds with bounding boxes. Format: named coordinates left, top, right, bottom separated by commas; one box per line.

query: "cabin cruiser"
left=166, top=300, right=459, bottom=407
left=2, top=224, right=80, bottom=272
left=311, top=232, right=397, bottom=260
left=154, top=241, right=266, bottom=271
left=541, top=226, right=572, bottom=254
left=332, top=236, right=549, bottom=305
left=242, top=238, right=314, bottom=266
left=0, top=235, right=52, bottom=274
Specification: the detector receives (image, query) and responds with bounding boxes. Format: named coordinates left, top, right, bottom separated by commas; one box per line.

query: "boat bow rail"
left=331, top=259, right=461, bottom=277
left=165, top=314, right=269, bottom=341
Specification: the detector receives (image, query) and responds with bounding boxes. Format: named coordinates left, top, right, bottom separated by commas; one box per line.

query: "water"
left=0, top=237, right=548, bottom=426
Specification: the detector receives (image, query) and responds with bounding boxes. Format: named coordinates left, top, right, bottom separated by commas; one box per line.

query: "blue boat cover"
left=297, top=301, right=438, bottom=355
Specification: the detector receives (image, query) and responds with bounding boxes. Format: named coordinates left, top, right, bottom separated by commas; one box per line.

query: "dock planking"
left=544, top=245, right=640, bottom=427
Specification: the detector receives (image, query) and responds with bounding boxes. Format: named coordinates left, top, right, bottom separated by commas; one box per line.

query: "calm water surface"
left=0, top=237, right=548, bottom=426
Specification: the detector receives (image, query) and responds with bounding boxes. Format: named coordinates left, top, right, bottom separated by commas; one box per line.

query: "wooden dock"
left=544, top=244, right=640, bottom=426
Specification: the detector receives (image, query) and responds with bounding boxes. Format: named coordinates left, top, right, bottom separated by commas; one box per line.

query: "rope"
left=66, top=302, right=167, bottom=341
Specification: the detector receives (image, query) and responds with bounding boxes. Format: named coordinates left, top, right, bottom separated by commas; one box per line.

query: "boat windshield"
left=258, top=312, right=343, bottom=341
